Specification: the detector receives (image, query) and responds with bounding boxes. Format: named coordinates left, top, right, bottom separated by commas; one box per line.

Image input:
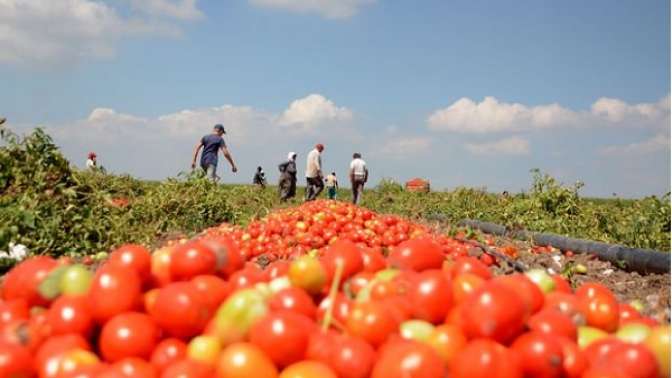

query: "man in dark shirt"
left=191, top=124, right=237, bottom=181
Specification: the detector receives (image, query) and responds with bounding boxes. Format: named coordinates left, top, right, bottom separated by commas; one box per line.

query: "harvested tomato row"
left=0, top=200, right=669, bottom=378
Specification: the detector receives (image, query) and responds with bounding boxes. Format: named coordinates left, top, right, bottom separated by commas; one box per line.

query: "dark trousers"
left=279, top=176, right=296, bottom=201
left=352, top=178, right=365, bottom=204
left=305, top=177, right=324, bottom=201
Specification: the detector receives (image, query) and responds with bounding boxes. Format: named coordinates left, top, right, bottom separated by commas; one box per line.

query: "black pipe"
left=456, top=219, right=670, bottom=274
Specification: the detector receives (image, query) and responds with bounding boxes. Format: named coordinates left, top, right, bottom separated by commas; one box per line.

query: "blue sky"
left=1, top=0, right=670, bottom=197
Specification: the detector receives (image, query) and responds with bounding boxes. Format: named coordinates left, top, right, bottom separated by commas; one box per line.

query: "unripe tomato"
left=99, top=312, right=160, bottom=362
left=426, top=324, right=467, bottom=367
left=644, top=325, right=671, bottom=378
left=288, top=256, right=326, bottom=294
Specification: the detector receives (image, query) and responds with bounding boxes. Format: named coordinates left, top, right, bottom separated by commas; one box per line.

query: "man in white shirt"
left=305, top=144, right=325, bottom=201
left=349, top=152, right=368, bottom=204
left=86, top=152, right=97, bottom=170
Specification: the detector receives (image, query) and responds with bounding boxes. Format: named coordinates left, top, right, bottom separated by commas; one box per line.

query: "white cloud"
left=428, top=95, right=669, bottom=133
left=127, top=0, right=203, bottom=20
left=465, top=136, right=530, bottom=156
left=591, top=95, right=670, bottom=123
left=249, top=0, right=375, bottom=19
left=375, top=136, right=432, bottom=158
left=0, top=0, right=198, bottom=66
left=277, top=94, right=353, bottom=130
left=599, top=134, right=671, bottom=156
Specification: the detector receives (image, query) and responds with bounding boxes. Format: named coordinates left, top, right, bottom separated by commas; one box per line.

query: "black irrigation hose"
left=456, top=219, right=670, bottom=275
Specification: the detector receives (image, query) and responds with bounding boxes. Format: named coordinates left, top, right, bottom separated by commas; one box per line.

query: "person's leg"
left=205, top=164, right=217, bottom=182
left=289, top=179, right=296, bottom=199
left=356, top=181, right=365, bottom=204
left=305, top=178, right=314, bottom=201
left=351, top=181, right=358, bottom=204
left=314, top=178, right=324, bottom=198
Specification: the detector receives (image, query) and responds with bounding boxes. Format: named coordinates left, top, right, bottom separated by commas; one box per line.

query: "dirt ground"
left=463, top=231, right=671, bottom=323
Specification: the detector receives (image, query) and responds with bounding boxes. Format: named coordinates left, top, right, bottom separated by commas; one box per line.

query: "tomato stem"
left=321, top=260, right=344, bottom=332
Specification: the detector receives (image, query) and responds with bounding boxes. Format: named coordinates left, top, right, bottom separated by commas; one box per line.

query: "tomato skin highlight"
left=371, top=340, right=446, bottom=378
left=388, top=237, right=445, bottom=271
left=88, top=264, right=142, bottom=323
left=511, top=332, right=564, bottom=378
left=99, top=312, right=160, bottom=362
left=460, top=282, right=527, bottom=343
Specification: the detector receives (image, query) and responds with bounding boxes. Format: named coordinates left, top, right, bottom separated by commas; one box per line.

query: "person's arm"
left=221, top=146, right=237, bottom=172
left=191, top=141, right=203, bottom=169
left=349, top=162, right=355, bottom=183
left=335, top=179, right=339, bottom=190
left=364, top=165, right=369, bottom=183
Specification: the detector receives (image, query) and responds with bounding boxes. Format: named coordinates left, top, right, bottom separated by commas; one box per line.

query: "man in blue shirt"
left=191, top=124, right=238, bottom=181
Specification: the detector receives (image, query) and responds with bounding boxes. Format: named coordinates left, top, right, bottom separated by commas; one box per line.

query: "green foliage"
left=1, top=126, right=669, bottom=266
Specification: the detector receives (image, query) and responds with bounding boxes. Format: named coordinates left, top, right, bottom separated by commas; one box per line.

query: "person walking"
left=253, top=166, right=266, bottom=188
left=305, top=144, right=325, bottom=201
left=349, top=152, right=368, bottom=205
left=191, top=124, right=237, bottom=182
left=325, top=172, right=339, bottom=200
left=86, top=152, right=97, bottom=170
left=278, top=152, right=298, bottom=201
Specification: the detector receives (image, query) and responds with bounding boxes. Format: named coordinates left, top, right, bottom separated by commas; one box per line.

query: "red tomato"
left=595, top=343, right=659, bottom=378
left=2, top=256, right=58, bottom=306
left=527, top=309, right=577, bottom=340
left=36, top=334, right=91, bottom=378
left=448, top=256, right=492, bottom=280
left=556, top=336, right=588, bottom=378
left=306, top=331, right=374, bottom=378
left=203, top=236, right=243, bottom=278
left=581, top=367, right=630, bottom=378
left=216, top=342, right=278, bottom=378
left=170, top=241, right=217, bottom=281
left=551, top=275, right=572, bottom=293
left=575, top=283, right=613, bottom=301
left=583, top=337, right=626, bottom=366
left=107, top=244, right=152, bottom=282
left=0, top=341, right=32, bottom=377
left=47, top=295, right=93, bottom=336
left=450, top=339, right=522, bottom=378
left=162, top=359, right=215, bottom=378
left=511, top=332, right=564, bottom=378
left=150, top=338, right=187, bottom=373
left=492, top=274, right=544, bottom=316
left=346, top=301, right=399, bottom=347
left=461, top=282, right=527, bottom=343
left=451, top=273, right=485, bottom=304
left=228, top=267, right=265, bottom=290
left=264, top=260, right=290, bottom=281
left=280, top=361, right=337, bottom=378
left=190, top=275, right=230, bottom=313
left=346, top=272, right=374, bottom=297
left=618, top=303, right=642, bottom=323
left=249, top=311, right=315, bottom=367
left=409, top=269, right=452, bottom=324
left=88, top=265, right=142, bottom=323
left=388, top=237, right=445, bottom=271
left=361, top=247, right=387, bottom=273
left=426, top=324, right=467, bottom=368
left=316, top=293, right=352, bottom=326
left=268, top=287, right=317, bottom=318
left=150, top=282, right=209, bottom=338
left=106, top=357, right=158, bottom=378
left=543, top=292, right=582, bottom=319
left=371, top=340, right=446, bottom=378
left=99, top=312, right=159, bottom=362
left=0, top=298, right=29, bottom=326
left=581, top=293, right=620, bottom=332
left=322, top=239, right=364, bottom=282
left=1, top=319, right=45, bottom=352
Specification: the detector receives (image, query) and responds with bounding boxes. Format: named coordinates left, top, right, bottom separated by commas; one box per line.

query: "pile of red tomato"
left=0, top=200, right=669, bottom=378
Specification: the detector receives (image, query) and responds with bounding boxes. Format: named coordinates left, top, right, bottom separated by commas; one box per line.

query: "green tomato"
left=374, top=269, right=400, bottom=282
left=399, top=320, right=435, bottom=342
left=187, top=335, right=221, bottom=365
left=60, top=264, right=93, bottom=295
left=629, top=300, right=645, bottom=313
left=616, top=323, right=652, bottom=344
left=94, top=252, right=108, bottom=261
left=214, top=288, right=268, bottom=345
left=578, top=326, right=608, bottom=349
left=288, top=255, right=326, bottom=294
left=525, top=269, right=556, bottom=293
